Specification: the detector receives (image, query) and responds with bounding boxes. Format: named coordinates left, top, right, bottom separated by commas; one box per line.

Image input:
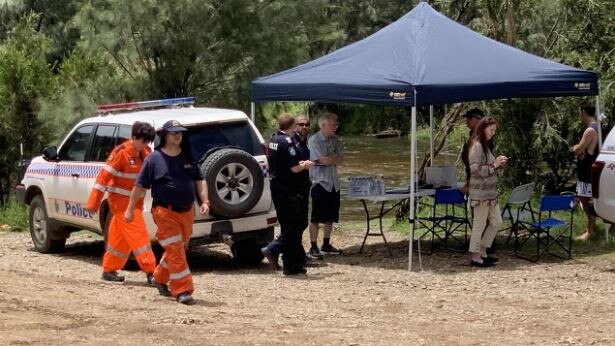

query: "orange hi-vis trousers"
left=102, top=198, right=156, bottom=274
left=152, top=206, right=195, bottom=297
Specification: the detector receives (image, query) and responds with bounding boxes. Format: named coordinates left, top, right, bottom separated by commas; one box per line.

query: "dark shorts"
left=310, top=184, right=340, bottom=224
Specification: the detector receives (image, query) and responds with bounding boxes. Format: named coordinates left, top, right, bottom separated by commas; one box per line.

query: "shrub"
left=0, top=200, right=28, bottom=232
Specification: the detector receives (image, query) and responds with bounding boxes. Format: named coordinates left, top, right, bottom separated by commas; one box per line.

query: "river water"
left=261, top=131, right=463, bottom=220
left=335, top=135, right=461, bottom=220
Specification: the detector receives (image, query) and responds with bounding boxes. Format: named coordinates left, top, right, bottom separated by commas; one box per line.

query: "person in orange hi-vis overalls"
left=85, top=121, right=157, bottom=283
left=125, top=120, right=209, bottom=305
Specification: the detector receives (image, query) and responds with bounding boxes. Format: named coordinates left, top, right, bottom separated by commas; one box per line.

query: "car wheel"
left=231, top=239, right=265, bottom=266
left=29, top=195, right=66, bottom=253
left=201, top=148, right=264, bottom=218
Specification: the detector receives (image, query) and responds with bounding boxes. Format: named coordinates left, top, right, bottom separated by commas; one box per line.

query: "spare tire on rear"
left=200, top=148, right=264, bottom=218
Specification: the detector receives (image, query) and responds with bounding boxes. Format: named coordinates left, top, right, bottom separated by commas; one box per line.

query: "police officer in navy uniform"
left=262, top=114, right=313, bottom=275
left=291, top=115, right=316, bottom=265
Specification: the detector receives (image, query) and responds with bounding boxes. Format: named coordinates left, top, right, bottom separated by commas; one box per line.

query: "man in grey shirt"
left=307, top=112, right=344, bottom=258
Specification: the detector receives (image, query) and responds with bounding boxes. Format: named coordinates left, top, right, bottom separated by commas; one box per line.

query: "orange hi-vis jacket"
left=86, top=140, right=151, bottom=213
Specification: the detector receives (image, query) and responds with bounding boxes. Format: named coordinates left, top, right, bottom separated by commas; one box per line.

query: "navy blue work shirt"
left=292, top=132, right=310, bottom=187
left=137, top=150, right=204, bottom=210
left=268, top=130, right=308, bottom=192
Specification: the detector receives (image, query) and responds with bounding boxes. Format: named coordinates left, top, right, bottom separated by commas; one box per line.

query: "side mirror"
left=42, top=146, right=58, bottom=161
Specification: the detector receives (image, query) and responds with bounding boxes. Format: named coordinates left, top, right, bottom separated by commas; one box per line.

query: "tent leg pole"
left=430, top=105, right=434, bottom=166
left=409, top=98, right=417, bottom=271
left=596, top=94, right=602, bottom=149
left=251, top=102, right=256, bottom=123
left=596, top=94, right=606, bottom=240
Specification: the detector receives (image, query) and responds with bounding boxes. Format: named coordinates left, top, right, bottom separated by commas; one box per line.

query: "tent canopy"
left=251, top=2, right=598, bottom=106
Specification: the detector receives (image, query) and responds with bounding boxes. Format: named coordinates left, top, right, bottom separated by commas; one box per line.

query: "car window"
left=118, top=125, right=132, bottom=143
left=187, top=121, right=264, bottom=162
left=90, top=125, right=118, bottom=162
left=58, top=125, right=95, bottom=161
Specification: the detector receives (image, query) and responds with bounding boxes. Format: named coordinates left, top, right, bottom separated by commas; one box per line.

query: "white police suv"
left=17, top=97, right=277, bottom=265
left=592, top=128, right=615, bottom=228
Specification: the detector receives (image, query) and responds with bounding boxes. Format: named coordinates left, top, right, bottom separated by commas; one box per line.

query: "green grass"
left=0, top=201, right=28, bottom=232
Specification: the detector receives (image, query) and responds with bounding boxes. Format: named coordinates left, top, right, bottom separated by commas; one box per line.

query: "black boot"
left=102, top=271, right=125, bottom=282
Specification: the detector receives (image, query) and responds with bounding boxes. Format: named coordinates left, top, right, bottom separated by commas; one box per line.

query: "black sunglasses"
left=297, top=122, right=310, bottom=127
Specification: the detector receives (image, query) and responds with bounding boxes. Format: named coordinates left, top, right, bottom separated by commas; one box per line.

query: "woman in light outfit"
left=467, top=116, right=507, bottom=267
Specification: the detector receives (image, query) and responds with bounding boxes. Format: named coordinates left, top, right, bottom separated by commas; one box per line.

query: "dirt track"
left=2, top=227, right=615, bottom=346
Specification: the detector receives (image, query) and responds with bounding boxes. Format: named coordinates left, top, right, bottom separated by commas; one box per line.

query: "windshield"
left=187, top=121, right=264, bottom=162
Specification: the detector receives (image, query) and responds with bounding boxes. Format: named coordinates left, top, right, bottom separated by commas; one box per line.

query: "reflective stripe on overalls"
left=152, top=206, right=195, bottom=297
left=88, top=141, right=156, bottom=275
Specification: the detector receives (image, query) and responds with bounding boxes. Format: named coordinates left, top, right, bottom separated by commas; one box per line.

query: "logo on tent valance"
left=389, top=91, right=407, bottom=100
left=575, top=82, right=591, bottom=90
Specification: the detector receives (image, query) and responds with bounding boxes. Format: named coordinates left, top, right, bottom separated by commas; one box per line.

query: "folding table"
left=348, top=188, right=436, bottom=256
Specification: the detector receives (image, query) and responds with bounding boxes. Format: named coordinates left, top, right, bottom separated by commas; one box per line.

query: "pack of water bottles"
left=347, top=175, right=385, bottom=197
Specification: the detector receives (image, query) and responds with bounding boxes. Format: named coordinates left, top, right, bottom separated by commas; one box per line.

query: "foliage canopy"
left=0, top=0, right=614, bottom=202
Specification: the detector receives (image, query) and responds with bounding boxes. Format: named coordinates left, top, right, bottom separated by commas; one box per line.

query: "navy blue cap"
left=158, top=119, right=187, bottom=133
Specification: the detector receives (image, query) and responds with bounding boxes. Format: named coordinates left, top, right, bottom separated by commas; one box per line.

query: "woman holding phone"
left=467, top=116, right=507, bottom=267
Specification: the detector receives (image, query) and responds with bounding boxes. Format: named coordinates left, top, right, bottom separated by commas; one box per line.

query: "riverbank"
left=2, top=225, right=615, bottom=345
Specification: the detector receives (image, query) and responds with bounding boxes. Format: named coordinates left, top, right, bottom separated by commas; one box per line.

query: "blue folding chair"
left=514, top=194, right=575, bottom=262
left=416, top=188, right=469, bottom=254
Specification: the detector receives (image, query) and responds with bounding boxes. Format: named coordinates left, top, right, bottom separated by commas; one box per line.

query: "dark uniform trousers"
left=270, top=180, right=309, bottom=271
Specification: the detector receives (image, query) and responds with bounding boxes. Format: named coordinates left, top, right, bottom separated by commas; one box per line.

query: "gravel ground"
left=1, top=227, right=615, bottom=346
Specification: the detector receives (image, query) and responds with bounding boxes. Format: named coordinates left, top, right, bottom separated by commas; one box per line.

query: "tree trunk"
left=417, top=104, right=465, bottom=180
left=396, top=104, right=466, bottom=223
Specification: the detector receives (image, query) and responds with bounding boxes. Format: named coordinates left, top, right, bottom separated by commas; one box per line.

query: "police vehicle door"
left=48, top=124, right=124, bottom=228
left=47, top=124, right=97, bottom=226
left=82, top=124, right=132, bottom=227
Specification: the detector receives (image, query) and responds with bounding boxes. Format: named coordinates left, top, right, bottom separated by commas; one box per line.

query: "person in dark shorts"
left=262, top=114, right=314, bottom=275
left=307, top=112, right=344, bottom=258
left=571, top=102, right=599, bottom=241
left=125, top=120, right=209, bottom=305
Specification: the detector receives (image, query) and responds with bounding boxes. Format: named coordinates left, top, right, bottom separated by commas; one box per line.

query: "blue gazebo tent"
left=250, top=2, right=599, bottom=270
left=251, top=3, right=597, bottom=106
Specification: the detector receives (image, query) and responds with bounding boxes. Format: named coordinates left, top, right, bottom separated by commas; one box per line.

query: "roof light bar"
left=96, top=97, right=196, bottom=113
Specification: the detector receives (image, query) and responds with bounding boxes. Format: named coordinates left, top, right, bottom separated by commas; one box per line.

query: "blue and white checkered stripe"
left=57, top=164, right=101, bottom=178
left=26, top=163, right=56, bottom=175
left=27, top=162, right=102, bottom=179
left=259, top=163, right=268, bottom=178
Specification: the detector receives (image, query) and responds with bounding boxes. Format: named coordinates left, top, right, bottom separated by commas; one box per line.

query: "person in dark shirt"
left=261, top=114, right=315, bottom=270
left=125, top=120, right=209, bottom=305
left=292, top=115, right=316, bottom=266
left=571, top=102, right=599, bottom=241
left=262, top=114, right=313, bottom=275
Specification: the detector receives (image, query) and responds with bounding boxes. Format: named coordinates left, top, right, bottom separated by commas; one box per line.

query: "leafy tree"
left=21, top=0, right=81, bottom=69
left=0, top=1, right=25, bottom=42
left=39, top=49, right=132, bottom=143
left=0, top=14, right=55, bottom=203
left=0, top=0, right=613, bottom=205
left=312, top=1, right=417, bottom=57
left=73, top=0, right=328, bottom=111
